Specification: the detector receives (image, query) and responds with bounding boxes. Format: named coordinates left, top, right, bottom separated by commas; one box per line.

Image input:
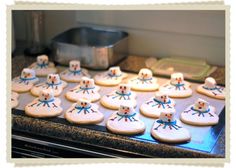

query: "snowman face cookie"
left=25, top=89, right=63, bottom=118
left=65, top=77, right=100, bottom=102
left=12, top=68, right=39, bottom=93
left=107, top=104, right=145, bottom=135
left=60, top=60, right=90, bottom=83
left=180, top=98, right=218, bottom=126
left=138, top=68, right=152, bottom=80
left=140, top=92, right=175, bottom=118
left=29, top=55, right=57, bottom=76
left=197, top=77, right=225, bottom=100
left=31, top=74, right=67, bottom=97
left=37, top=55, right=49, bottom=65
left=101, top=84, right=136, bottom=110
left=129, top=68, right=159, bottom=91
left=94, top=66, right=127, bottom=86
left=159, top=72, right=192, bottom=98
left=65, top=98, right=103, bottom=124
left=151, top=111, right=191, bottom=143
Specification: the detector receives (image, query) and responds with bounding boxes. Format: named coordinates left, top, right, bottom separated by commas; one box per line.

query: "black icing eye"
left=83, top=81, right=86, bottom=84
left=81, top=102, right=84, bottom=106
left=123, top=107, right=125, bottom=109
left=165, top=114, right=167, bottom=116
left=124, top=86, right=126, bottom=90
left=120, top=86, right=122, bottom=89
left=84, top=102, right=87, bottom=105
left=141, top=73, right=144, bottom=75
left=42, top=94, right=44, bottom=96
left=161, top=96, right=163, bottom=99
left=127, top=107, right=129, bottom=110
left=176, top=78, right=178, bottom=80
left=49, top=76, right=51, bottom=79
left=170, top=114, right=172, bottom=116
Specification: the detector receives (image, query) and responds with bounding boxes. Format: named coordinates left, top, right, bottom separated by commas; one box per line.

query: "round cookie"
left=151, top=110, right=191, bottom=143
left=128, top=68, right=159, bottom=91
left=106, top=104, right=145, bottom=135
left=25, top=89, right=63, bottom=118
left=65, top=98, right=104, bottom=124
left=31, top=74, right=67, bottom=97
left=140, top=92, right=175, bottom=118
left=180, top=98, right=218, bottom=126
left=100, top=84, right=137, bottom=110
left=12, top=68, right=39, bottom=93
left=29, top=55, right=57, bottom=76
left=94, top=66, right=127, bottom=86
left=159, top=72, right=192, bottom=98
left=197, top=77, right=225, bottom=100
left=11, top=92, right=19, bottom=108
left=65, top=77, right=100, bottom=102
left=60, top=60, right=90, bottom=83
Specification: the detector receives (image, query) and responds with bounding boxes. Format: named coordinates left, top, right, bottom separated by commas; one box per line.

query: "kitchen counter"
left=11, top=55, right=225, bottom=158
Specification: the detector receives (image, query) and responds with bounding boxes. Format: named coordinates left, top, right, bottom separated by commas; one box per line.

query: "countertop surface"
left=11, top=54, right=226, bottom=158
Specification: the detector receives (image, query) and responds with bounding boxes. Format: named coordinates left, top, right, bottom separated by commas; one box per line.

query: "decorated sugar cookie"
left=31, top=74, right=67, bottom=97
left=180, top=98, right=218, bottom=126
left=100, top=84, right=137, bottom=110
left=25, top=89, right=63, bottom=118
left=11, top=92, right=19, bottom=108
left=159, top=73, right=192, bottom=98
left=140, top=92, right=175, bottom=118
left=12, top=68, right=39, bottom=93
left=60, top=60, right=90, bottom=83
left=65, top=77, right=100, bottom=102
left=106, top=104, right=145, bottom=135
left=197, top=77, right=225, bottom=100
left=151, top=110, right=191, bottom=143
left=65, top=98, right=104, bottom=124
left=29, top=55, right=57, bottom=76
left=128, top=68, right=159, bottom=91
left=94, top=66, right=127, bottom=86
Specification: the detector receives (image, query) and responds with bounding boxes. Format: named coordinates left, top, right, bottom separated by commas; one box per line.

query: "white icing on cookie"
left=159, top=72, right=192, bottom=98
left=12, top=68, right=39, bottom=93
left=65, top=98, right=104, bottom=124
left=29, top=55, right=57, bottom=76
left=197, top=77, right=225, bottom=100
left=11, top=92, right=19, bottom=108
left=140, top=92, right=175, bottom=118
left=180, top=98, right=219, bottom=126
left=100, top=84, right=137, bottom=110
left=31, top=74, right=67, bottom=96
left=60, top=60, right=90, bottom=82
left=25, top=89, right=63, bottom=118
left=65, top=77, right=100, bottom=102
left=106, top=104, right=145, bottom=135
left=94, top=66, right=127, bottom=86
left=128, top=68, right=159, bottom=91
left=151, top=110, right=191, bottom=143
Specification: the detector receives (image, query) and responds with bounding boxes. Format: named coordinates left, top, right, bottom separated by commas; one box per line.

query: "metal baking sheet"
left=14, top=67, right=225, bottom=154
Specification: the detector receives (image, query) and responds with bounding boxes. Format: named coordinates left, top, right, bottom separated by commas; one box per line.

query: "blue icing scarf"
left=108, top=73, right=122, bottom=78
left=46, top=81, right=62, bottom=88
left=19, top=76, right=37, bottom=83
left=202, top=85, right=223, bottom=93
left=68, top=69, right=82, bottom=75
left=152, top=98, right=171, bottom=108
left=190, top=106, right=210, bottom=117
left=75, top=105, right=92, bottom=114
left=116, top=112, right=137, bottom=122
left=171, top=83, right=185, bottom=90
left=37, top=98, right=54, bottom=107
left=112, top=91, right=131, bottom=100
left=75, top=86, right=95, bottom=94
left=37, top=62, right=49, bottom=68
left=155, top=119, right=180, bottom=130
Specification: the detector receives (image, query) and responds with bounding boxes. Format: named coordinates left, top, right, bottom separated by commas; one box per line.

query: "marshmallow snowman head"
left=138, top=68, right=153, bottom=80
left=170, top=73, right=184, bottom=85
left=117, top=84, right=131, bottom=95
left=193, top=98, right=209, bottom=112
left=37, top=55, right=49, bottom=65
left=47, top=74, right=61, bottom=85
left=21, top=68, right=36, bottom=79
left=39, top=89, right=54, bottom=101
left=159, top=110, right=175, bottom=122
left=155, top=92, right=170, bottom=103
left=108, top=66, right=122, bottom=76
left=69, top=60, right=81, bottom=72
left=76, top=98, right=91, bottom=108
left=118, top=104, right=135, bottom=115
left=204, top=77, right=216, bottom=89
left=80, top=77, right=95, bottom=88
